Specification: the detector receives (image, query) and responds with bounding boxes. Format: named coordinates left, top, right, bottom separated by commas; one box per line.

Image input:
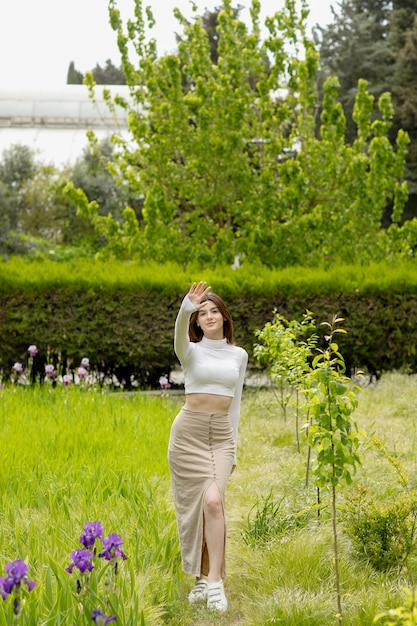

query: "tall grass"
left=1, top=374, right=417, bottom=624
left=0, top=387, right=180, bottom=625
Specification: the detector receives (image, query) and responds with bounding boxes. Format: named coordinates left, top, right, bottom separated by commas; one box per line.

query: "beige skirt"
left=168, top=408, right=235, bottom=578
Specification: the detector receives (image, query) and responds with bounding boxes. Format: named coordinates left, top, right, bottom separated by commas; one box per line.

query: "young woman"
left=168, top=281, right=248, bottom=612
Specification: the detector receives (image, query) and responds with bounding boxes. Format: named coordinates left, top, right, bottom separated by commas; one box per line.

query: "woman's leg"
left=203, top=482, right=225, bottom=582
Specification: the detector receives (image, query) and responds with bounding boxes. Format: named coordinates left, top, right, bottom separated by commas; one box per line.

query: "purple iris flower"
left=27, top=345, right=38, bottom=357
left=159, top=375, right=171, bottom=389
left=65, top=550, right=94, bottom=574
left=81, top=358, right=90, bottom=368
left=13, top=363, right=23, bottom=373
left=98, top=534, right=127, bottom=561
left=80, top=522, right=104, bottom=549
left=63, top=374, right=72, bottom=386
left=77, top=366, right=87, bottom=380
left=45, top=364, right=55, bottom=377
left=2, top=560, right=36, bottom=594
left=92, top=609, right=117, bottom=624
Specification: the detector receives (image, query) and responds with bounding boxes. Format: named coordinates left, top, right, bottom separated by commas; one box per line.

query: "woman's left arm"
left=229, top=349, right=248, bottom=466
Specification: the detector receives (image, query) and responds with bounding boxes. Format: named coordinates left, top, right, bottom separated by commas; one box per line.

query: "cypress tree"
left=67, top=61, right=84, bottom=84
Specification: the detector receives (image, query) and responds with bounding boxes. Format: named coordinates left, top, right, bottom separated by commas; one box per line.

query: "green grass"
left=1, top=374, right=417, bottom=624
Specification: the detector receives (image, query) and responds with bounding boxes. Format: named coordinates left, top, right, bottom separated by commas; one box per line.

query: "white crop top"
left=174, top=295, right=248, bottom=463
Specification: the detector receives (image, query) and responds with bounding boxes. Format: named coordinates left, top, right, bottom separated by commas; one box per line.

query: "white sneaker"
left=207, top=580, right=228, bottom=612
left=188, top=579, right=208, bottom=603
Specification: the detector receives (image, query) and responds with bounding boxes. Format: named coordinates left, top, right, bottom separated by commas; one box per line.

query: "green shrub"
left=2, top=257, right=417, bottom=386
left=342, top=484, right=417, bottom=571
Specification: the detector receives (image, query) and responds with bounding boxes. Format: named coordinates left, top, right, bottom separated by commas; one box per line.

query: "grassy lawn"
left=1, top=373, right=417, bottom=624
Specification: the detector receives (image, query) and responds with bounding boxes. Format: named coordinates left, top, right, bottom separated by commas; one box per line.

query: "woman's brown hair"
left=189, top=292, right=235, bottom=344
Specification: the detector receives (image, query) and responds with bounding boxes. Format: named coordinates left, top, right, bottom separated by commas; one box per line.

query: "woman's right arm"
left=174, top=295, right=197, bottom=364
left=174, top=282, right=211, bottom=364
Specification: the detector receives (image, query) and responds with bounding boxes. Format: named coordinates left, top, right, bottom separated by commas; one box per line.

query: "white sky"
left=0, top=0, right=335, bottom=91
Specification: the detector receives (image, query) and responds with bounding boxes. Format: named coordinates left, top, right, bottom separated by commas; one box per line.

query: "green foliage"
left=343, top=437, right=417, bottom=572
left=254, top=310, right=317, bottom=390
left=0, top=145, right=71, bottom=256
left=0, top=144, right=39, bottom=248
left=304, top=316, right=362, bottom=623
left=241, top=492, right=312, bottom=547
left=2, top=257, right=417, bottom=386
left=67, top=58, right=126, bottom=85
left=0, top=144, right=103, bottom=256
left=343, top=484, right=417, bottom=571
left=315, top=0, right=394, bottom=144
left=391, top=3, right=417, bottom=211
left=2, top=372, right=417, bottom=622
left=374, top=587, right=417, bottom=625
left=66, top=60, right=84, bottom=84
left=306, top=318, right=361, bottom=488
left=91, top=58, right=126, bottom=84
left=0, top=143, right=37, bottom=186
left=315, top=0, right=417, bottom=232
left=0, top=386, right=180, bottom=624
left=253, top=309, right=317, bottom=444
left=69, top=0, right=412, bottom=268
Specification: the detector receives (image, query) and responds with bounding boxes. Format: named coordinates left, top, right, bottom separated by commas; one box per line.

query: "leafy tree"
left=0, top=144, right=93, bottom=254
left=176, top=5, right=243, bottom=65
left=67, top=59, right=126, bottom=86
left=72, top=138, right=122, bottom=222
left=66, top=0, right=412, bottom=268
left=19, top=165, right=75, bottom=244
left=92, top=59, right=126, bottom=84
left=0, top=145, right=38, bottom=252
left=70, top=136, right=143, bottom=246
left=305, top=316, right=361, bottom=625
left=254, top=310, right=318, bottom=449
left=0, top=144, right=37, bottom=187
left=390, top=0, right=417, bottom=50
left=390, top=3, right=417, bottom=220
left=314, top=0, right=395, bottom=144
left=315, top=0, right=417, bottom=223
left=67, top=61, right=84, bottom=85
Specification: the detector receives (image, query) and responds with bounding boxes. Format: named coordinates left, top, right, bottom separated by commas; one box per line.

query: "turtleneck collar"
left=201, top=336, right=227, bottom=347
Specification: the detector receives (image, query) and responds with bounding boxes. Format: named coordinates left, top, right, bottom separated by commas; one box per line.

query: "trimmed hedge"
left=1, top=258, right=417, bottom=386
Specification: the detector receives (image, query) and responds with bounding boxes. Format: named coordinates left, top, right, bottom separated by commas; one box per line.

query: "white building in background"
left=0, top=85, right=132, bottom=166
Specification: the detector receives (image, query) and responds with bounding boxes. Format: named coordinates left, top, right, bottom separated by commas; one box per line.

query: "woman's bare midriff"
left=184, top=393, right=232, bottom=414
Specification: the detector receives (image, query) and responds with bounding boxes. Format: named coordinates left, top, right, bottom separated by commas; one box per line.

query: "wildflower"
left=65, top=549, right=94, bottom=574
left=78, top=366, right=87, bottom=380
left=159, top=375, right=171, bottom=390
left=13, top=363, right=23, bottom=373
left=80, top=522, right=104, bottom=549
left=81, top=358, right=90, bottom=368
left=2, top=560, right=36, bottom=594
left=27, top=345, right=38, bottom=357
left=98, top=534, right=127, bottom=562
left=92, top=609, right=117, bottom=624
left=45, top=364, right=55, bottom=377
left=63, top=374, right=72, bottom=386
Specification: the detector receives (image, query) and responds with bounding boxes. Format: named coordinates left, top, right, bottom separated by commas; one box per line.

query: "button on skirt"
left=168, top=408, right=235, bottom=577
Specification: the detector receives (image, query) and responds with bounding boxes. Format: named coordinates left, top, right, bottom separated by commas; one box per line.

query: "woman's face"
left=197, top=301, right=225, bottom=340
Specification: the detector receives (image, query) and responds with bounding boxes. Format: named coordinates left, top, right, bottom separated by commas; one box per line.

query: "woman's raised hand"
left=187, top=281, right=211, bottom=308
